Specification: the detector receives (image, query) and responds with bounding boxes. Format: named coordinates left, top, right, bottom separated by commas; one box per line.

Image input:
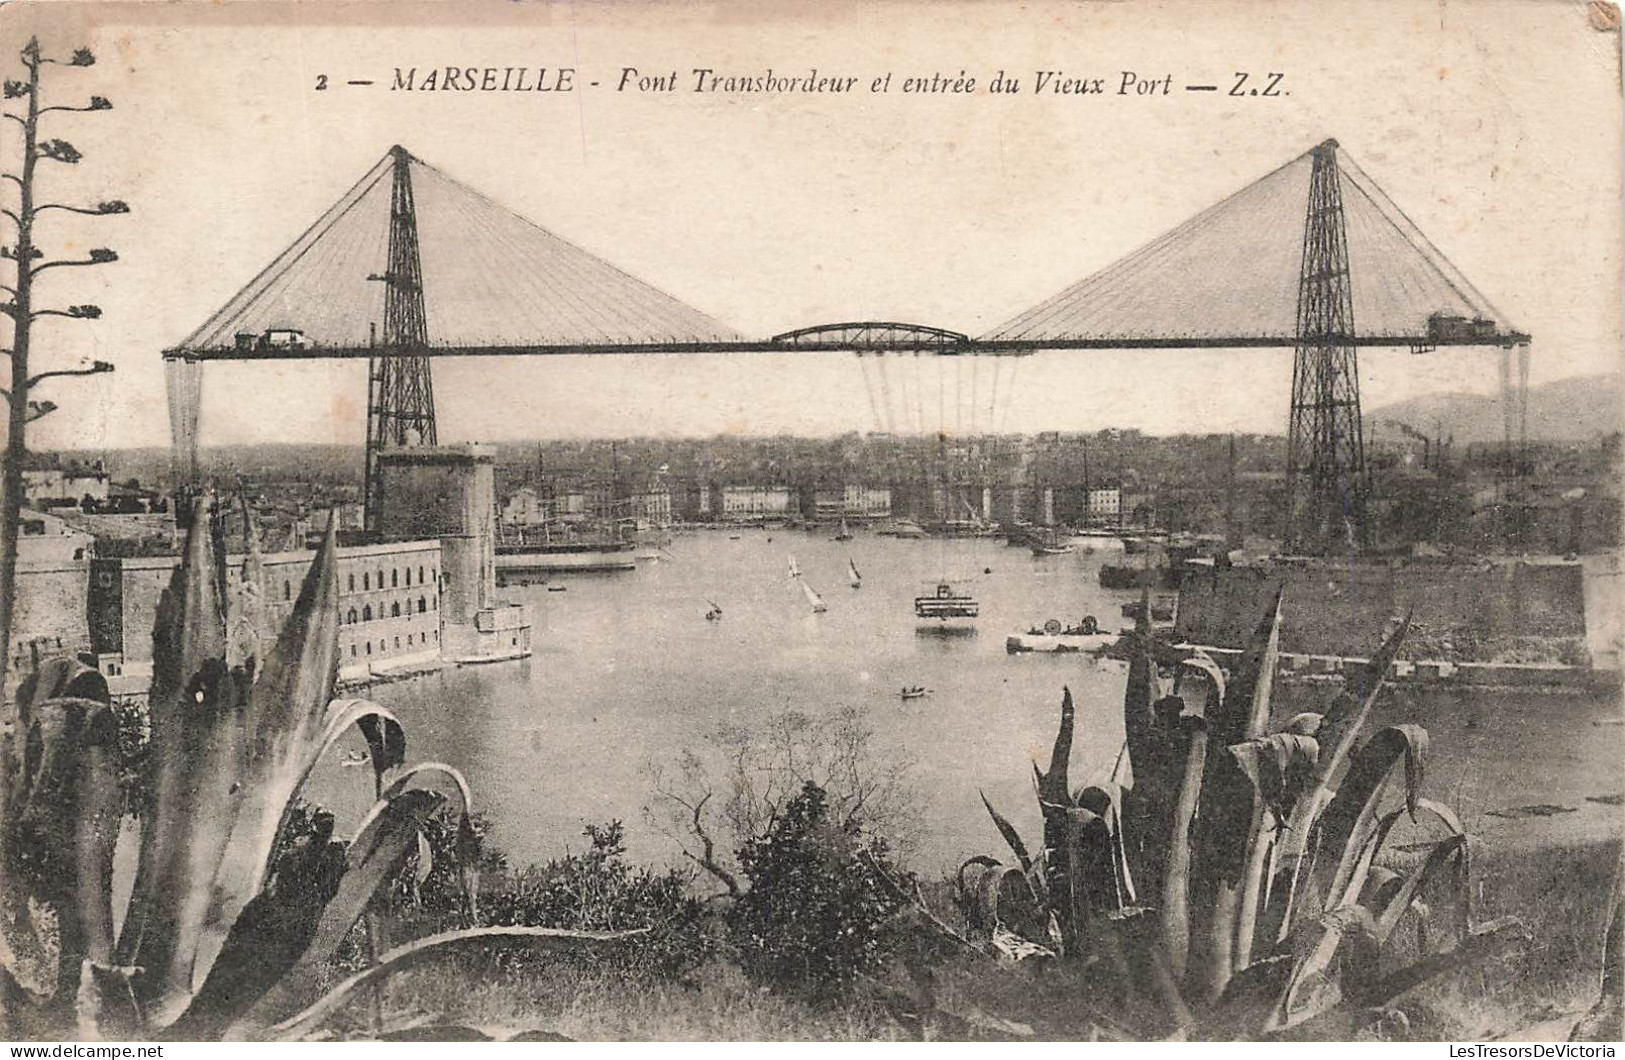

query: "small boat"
left=546, top=585, right=567, bottom=593
left=728, top=534, right=742, bottom=540
left=848, top=557, right=862, bottom=589
left=833, top=517, right=853, bottom=542
left=900, top=686, right=933, bottom=701
left=705, top=598, right=723, bottom=621
left=1030, top=528, right=1076, bottom=556
left=801, top=580, right=827, bottom=613
left=788, top=555, right=801, bottom=579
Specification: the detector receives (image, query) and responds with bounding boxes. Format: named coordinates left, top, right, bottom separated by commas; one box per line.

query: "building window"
left=348, top=573, right=355, bottom=592
left=391, top=602, right=401, bottom=618
left=363, top=572, right=370, bottom=590
left=346, top=608, right=357, bottom=624
left=350, top=644, right=357, bottom=657
left=283, top=580, right=291, bottom=601
left=394, top=636, right=400, bottom=650
left=379, top=640, right=386, bottom=653
left=407, top=633, right=414, bottom=646
left=418, top=596, right=426, bottom=613
left=363, top=604, right=373, bottom=621
left=433, top=629, right=438, bottom=642
left=392, top=569, right=398, bottom=588
left=419, top=565, right=425, bottom=584
left=366, top=643, right=372, bottom=656
left=377, top=570, right=384, bottom=591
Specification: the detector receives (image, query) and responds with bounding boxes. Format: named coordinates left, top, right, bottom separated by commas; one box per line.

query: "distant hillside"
left=1369, top=374, right=1622, bottom=444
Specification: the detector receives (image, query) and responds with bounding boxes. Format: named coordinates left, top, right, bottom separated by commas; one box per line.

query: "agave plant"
left=0, top=498, right=635, bottom=1041
left=963, top=587, right=1525, bottom=1039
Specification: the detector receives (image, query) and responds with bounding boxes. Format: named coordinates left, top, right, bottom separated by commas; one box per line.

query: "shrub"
left=479, top=820, right=716, bottom=980
left=727, top=782, right=915, bottom=1002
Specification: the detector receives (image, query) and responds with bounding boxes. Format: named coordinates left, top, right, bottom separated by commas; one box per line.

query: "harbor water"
left=301, top=527, right=1624, bottom=876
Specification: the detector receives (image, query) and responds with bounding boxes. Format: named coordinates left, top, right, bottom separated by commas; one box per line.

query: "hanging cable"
left=856, top=352, right=884, bottom=434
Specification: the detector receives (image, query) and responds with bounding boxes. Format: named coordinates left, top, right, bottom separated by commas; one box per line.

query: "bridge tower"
left=1285, top=139, right=1367, bottom=554
left=365, top=145, right=438, bottom=534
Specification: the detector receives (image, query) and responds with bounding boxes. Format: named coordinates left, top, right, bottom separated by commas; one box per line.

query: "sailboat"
left=705, top=598, right=723, bottom=621
left=801, top=579, right=827, bottom=613
left=848, top=557, right=862, bottom=589
left=833, top=517, right=853, bottom=542
left=788, top=555, right=801, bottom=579
left=1030, top=526, right=1076, bottom=556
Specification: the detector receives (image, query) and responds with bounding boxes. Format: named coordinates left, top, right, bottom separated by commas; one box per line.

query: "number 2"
left=315, top=74, right=328, bottom=91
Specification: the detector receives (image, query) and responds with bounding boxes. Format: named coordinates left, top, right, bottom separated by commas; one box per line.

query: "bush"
left=479, top=820, right=716, bottom=980
left=727, top=782, right=914, bottom=1002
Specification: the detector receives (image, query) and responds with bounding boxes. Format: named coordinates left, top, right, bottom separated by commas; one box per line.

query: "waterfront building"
left=720, top=484, right=792, bottom=522
left=88, top=538, right=445, bottom=693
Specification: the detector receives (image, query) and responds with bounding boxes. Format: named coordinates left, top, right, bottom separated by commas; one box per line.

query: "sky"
left=2, top=0, right=1621, bottom=451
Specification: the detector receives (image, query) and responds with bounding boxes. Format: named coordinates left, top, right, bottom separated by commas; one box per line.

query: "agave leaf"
left=980, top=791, right=1033, bottom=874
left=1124, top=604, right=1158, bottom=788
left=1229, top=734, right=1320, bottom=824
left=1178, top=651, right=1228, bottom=710
left=1317, top=725, right=1429, bottom=909
left=1368, top=834, right=1468, bottom=946
left=1188, top=591, right=1283, bottom=1003
left=1272, top=916, right=1527, bottom=1040
left=1284, top=713, right=1323, bottom=736
left=1282, top=614, right=1412, bottom=854
left=1160, top=716, right=1208, bottom=982
left=1273, top=616, right=1413, bottom=944
left=189, top=522, right=405, bottom=1007
left=970, top=863, right=1044, bottom=945
left=1, top=660, right=120, bottom=1012
left=163, top=808, right=349, bottom=1040
left=116, top=497, right=244, bottom=1009
left=956, top=855, right=1002, bottom=924
left=1214, top=588, right=1285, bottom=747
left=226, top=786, right=454, bottom=1035
left=1269, top=904, right=1381, bottom=1031
left=226, top=498, right=275, bottom=672
left=267, top=925, right=650, bottom=1041
left=1269, top=771, right=1454, bottom=1032
left=1039, top=686, right=1075, bottom=805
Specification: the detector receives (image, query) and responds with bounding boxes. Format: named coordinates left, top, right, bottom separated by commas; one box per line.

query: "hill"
left=1368, top=373, right=1621, bottom=444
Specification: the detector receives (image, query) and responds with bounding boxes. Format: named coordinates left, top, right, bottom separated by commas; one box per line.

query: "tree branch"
left=30, top=249, right=117, bottom=276
left=40, top=98, right=112, bottom=115
left=682, top=792, right=742, bottom=898
left=27, top=361, right=113, bottom=387
left=36, top=200, right=128, bottom=217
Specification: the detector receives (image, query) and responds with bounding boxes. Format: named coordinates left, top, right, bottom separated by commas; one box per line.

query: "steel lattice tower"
left=364, top=146, right=438, bottom=533
left=1285, top=140, right=1367, bottom=554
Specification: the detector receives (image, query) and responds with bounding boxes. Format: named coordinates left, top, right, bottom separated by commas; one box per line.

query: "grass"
left=1395, top=837, right=1619, bottom=1041
left=367, top=958, right=906, bottom=1041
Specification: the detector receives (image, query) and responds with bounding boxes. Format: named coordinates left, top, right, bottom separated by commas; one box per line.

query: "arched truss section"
left=770, top=321, right=978, bottom=354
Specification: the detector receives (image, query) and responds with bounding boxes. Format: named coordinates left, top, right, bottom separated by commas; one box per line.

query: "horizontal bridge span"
left=162, top=329, right=1531, bottom=362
